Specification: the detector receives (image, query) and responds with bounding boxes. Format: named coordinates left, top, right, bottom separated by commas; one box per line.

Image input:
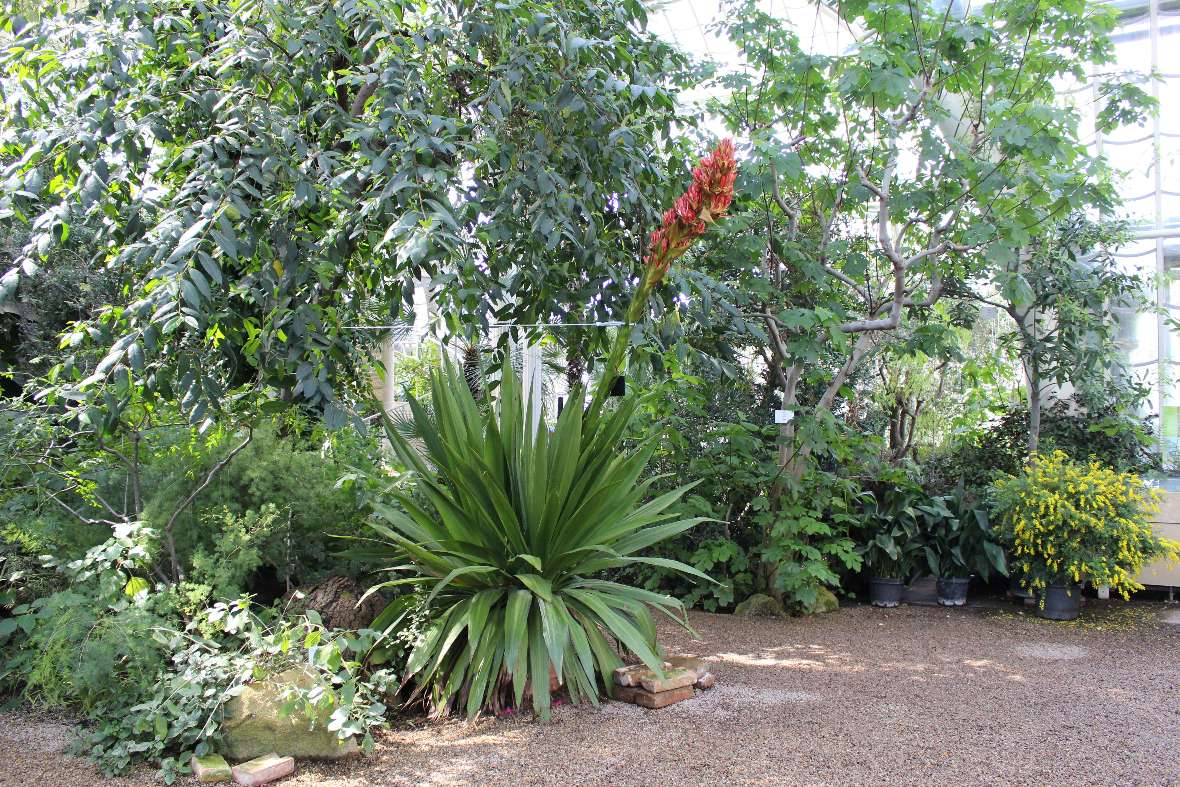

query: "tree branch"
left=162, top=428, right=253, bottom=581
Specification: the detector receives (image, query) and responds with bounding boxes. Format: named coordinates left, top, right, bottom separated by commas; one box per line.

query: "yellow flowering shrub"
left=991, top=450, right=1180, bottom=598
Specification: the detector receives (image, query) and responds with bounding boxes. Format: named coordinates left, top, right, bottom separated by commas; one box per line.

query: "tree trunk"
left=1025, top=356, right=1041, bottom=456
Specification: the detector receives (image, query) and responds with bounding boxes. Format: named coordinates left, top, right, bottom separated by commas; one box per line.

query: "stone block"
left=694, top=671, right=716, bottom=690
left=221, top=667, right=360, bottom=761
left=639, top=668, right=697, bottom=694
left=192, top=753, right=233, bottom=783
left=231, top=753, right=294, bottom=786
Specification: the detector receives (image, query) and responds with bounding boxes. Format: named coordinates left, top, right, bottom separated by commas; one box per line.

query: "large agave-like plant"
left=366, top=358, right=711, bottom=719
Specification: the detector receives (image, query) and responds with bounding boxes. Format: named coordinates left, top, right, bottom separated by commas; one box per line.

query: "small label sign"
left=773, top=409, right=793, bottom=424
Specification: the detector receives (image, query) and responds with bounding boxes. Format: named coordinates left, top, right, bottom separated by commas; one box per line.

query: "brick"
left=231, top=753, right=294, bottom=786
left=639, top=668, right=697, bottom=694
left=666, top=656, right=708, bottom=679
left=191, top=753, right=233, bottom=783
left=694, top=671, right=716, bottom=690
left=620, top=684, right=695, bottom=709
left=612, top=661, right=670, bottom=687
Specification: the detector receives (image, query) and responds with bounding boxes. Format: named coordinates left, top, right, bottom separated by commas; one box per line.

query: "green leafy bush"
left=1, top=524, right=396, bottom=781
left=931, top=399, right=1158, bottom=490
left=366, top=360, right=709, bottom=719
left=623, top=360, right=861, bottom=612
left=78, top=601, right=396, bottom=781
left=144, top=418, right=383, bottom=592
left=917, top=484, right=1007, bottom=580
left=856, top=464, right=926, bottom=580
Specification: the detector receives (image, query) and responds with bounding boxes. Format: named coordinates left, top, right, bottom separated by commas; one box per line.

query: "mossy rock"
left=733, top=593, right=785, bottom=617
left=802, top=587, right=839, bottom=615
left=221, top=667, right=360, bottom=761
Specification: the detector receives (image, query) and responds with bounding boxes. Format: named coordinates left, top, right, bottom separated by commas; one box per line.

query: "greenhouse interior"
left=1, top=0, right=1178, bottom=784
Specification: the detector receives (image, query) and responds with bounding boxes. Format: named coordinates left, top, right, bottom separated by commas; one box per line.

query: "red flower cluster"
left=645, top=138, right=737, bottom=281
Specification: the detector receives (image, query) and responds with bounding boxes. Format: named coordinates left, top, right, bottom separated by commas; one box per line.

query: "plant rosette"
left=991, top=451, right=1180, bottom=602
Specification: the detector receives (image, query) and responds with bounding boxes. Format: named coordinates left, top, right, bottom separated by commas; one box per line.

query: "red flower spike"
left=644, top=138, right=737, bottom=282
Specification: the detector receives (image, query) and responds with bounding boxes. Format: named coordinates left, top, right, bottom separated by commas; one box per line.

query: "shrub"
left=78, top=602, right=396, bottom=782
left=856, top=464, right=926, bottom=580
left=1, top=524, right=396, bottom=782
left=366, top=360, right=709, bottom=720
left=625, top=366, right=862, bottom=612
left=143, top=417, right=382, bottom=593
left=916, top=484, right=1007, bottom=580
left=991, top=451, right=1180, bottom=598
left=931, top=399, right=1158, bottom=490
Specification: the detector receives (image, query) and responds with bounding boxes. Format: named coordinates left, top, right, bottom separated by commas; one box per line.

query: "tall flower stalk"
left=589, top=139, right=737, bottom=411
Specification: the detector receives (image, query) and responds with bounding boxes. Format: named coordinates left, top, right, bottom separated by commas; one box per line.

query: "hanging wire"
left=343, top=321, right=625, bottom=330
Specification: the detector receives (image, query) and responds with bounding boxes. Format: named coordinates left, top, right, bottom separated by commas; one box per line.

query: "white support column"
left=381, top=336, right=396, bottom=414
left=521, top=340, right=544, bottom=435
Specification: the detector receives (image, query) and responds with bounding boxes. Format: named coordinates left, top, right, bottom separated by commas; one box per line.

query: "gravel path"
left=3, top=602, right=1179, bottom=786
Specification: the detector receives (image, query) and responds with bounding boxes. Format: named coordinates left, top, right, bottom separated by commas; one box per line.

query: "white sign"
left=773, top=410, right=794, bottom=424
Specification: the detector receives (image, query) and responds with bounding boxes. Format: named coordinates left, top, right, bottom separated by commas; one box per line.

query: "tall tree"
left=0, top=0, right=687, bottom=431
left=686, top=0, right=1151, bottom=478
left=955, top=215, right=1153, bottom=454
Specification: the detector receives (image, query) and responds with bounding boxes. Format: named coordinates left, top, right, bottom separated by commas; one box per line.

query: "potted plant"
left=991, top=451, right=1180, bottom=621
left=859, top=481, right=923, bottom=607
left=918, top=485, right=1007, bottom=606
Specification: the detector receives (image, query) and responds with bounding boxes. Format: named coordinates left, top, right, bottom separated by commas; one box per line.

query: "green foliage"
left=856, top=464, right=927, bottom=580
left=767, top=469, right=865, bottom=609
left=933, top=399, right=1159, bottom=490
left=1, top=526, right=396, bottom=781
left=2, top=403, right=383, bottom=590
left=0, top=0, right=689, bottom=426
left=625, top=356, right=863, bottom=611
left=78, top=602, right=396, bottom=782
left=366, top=359, right=708, bottom=720
left=189, top=506, right=280, bottom=601
left=960, top=214, right=1155, bottom=453
left=148, top=418, right=383, bottom=591
left=0, top=522, right=172, bottom=713
left=917, top=484, right=1007, bottom=580
left=389, top=343, right=443, bottom=403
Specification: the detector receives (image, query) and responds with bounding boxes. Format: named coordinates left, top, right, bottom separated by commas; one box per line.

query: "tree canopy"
left=673, top=0, right=1153, bottom=475
left=0, top=0, right=688, bottom=429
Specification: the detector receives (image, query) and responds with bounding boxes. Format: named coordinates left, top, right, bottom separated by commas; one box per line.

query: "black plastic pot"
left=937, top=577, right=970, bottom=606
left=1038, top=584, right=1082, bottom=621
left=869, top=577, right=904, bottom=607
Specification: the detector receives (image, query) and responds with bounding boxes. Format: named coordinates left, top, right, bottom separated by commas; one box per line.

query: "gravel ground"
left=3, top=601, right=1179, bottom=786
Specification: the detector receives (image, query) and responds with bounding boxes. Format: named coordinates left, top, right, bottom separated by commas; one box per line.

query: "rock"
left=733, top=593, right=785, bottom=617
left=694, top=671, right=716, bottom=690
left=231, top=753, right=294, bottom=786
left=803, top=587, right=840, bottom=615
left=221, top=668, right=360, bottom=761
left=286, top=575, right=383, bottom=630
left=639, top=668, right=697, bottom=694
left=614, top=684, right=695, bottom=709
left=191, top=753, right=233, bottom=783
